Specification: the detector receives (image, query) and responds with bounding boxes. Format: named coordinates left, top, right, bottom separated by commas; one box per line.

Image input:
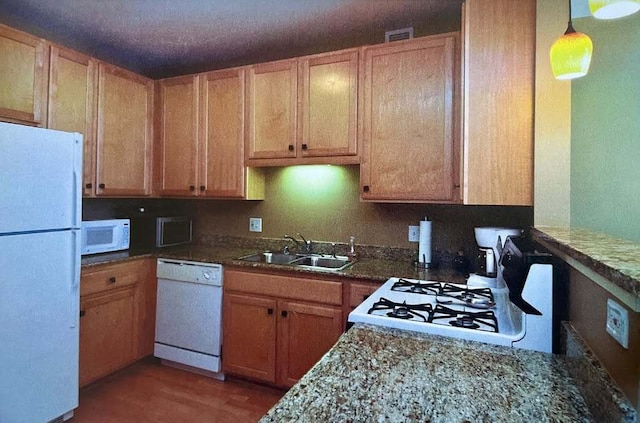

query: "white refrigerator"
left=0, top=122, right=82, bottom=422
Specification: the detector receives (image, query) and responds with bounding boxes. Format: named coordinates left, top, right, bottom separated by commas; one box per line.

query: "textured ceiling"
left=0, top=0, right=463, bottom=79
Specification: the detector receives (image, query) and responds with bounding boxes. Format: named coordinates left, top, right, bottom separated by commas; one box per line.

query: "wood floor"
left=73, top=358, right=285, bottom=423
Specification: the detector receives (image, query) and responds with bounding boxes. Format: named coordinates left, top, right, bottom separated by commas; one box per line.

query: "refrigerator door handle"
left=70, top=230, right=81, bottom=328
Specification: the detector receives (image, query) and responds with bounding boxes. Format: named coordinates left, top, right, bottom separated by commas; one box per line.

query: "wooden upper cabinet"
left=360, top=34, right=460, bottom=203
left=0, top=25, right=48, bottom=125
left=201, top=68, right=263, bottom=199
left=156, top=75, right=200, bottom=196
left=298, top=50, right=358, bottom=158
left=47, top=46, right=98, bottom=197
left=246, top=59, right=298, bottom=161
left=463, top=0, right=535, bottom=206
left=96, top=63, right=153, bottom=196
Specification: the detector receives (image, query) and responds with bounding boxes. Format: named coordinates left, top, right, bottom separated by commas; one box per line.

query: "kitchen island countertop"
left=261, top=324, right=632, bottom=423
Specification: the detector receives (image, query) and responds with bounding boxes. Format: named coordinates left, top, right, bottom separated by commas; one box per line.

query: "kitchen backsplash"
left=83, top=166, right=533, bottom=266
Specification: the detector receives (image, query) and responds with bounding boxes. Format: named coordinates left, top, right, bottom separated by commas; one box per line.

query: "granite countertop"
left=532, top=226, right=640, bottom=306
left=261, top=324, right=596, bottom=423
left=81, top=244, right=468, bottom=284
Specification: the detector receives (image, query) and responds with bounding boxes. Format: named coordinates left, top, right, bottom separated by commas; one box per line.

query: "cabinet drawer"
left=225, top=269, right=342, bottom=306
left=81, top=260, right=141, bottom=296
left=348, top=282, right=382, bottom=308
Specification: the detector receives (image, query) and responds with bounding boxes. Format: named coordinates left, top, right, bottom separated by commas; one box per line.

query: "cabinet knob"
left=85, top=183, right=93, bottom=189
left=189, top=185, right=195, bottom=191
left=79, top=310, right=86, bottom=318
left=108, top=277, right=116, bottom=284
left=288, top=145, right=294, bottom=152
left=363, top=185, right=370, bottom=193
left=98, top=183, right=106, bottom=189
left=267, top=308, right=274, bottom=315
left=301, top=143, right=308, bottom=150
left=199, top=185, right=205, bottom=192
left=281, top=310, right=288, bottom=318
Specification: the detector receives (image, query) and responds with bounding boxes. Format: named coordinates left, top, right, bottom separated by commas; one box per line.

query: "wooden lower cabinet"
left=223, top=293, right=277, bottom=383
left=79, top=257, right=155, bottom=387
left=79, top=288, right=137, bottom=387
left=223, top=269, right=343, bottom=388
left=277, top=301, right=343, bottom=387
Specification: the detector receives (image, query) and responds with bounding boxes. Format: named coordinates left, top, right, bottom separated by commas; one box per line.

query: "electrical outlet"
left=249, top=217, right=262, bottom=233
left=606, top=298, right=629, bottom=349
left=408, top=225, right=420, bottom=242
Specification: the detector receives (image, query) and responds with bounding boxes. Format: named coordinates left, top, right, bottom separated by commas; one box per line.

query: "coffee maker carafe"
left=467, top=227, right=523, bottom=290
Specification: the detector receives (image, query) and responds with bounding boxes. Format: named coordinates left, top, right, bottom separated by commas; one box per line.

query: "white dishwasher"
left=155, top=258, right=224, bottom=379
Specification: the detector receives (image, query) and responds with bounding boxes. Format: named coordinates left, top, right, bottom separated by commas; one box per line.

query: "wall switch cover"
left=606, top=298, right=629, bottom=349
left=408, top=225, right=420, bottom=242
left=249, top=217, right=262, bottom=233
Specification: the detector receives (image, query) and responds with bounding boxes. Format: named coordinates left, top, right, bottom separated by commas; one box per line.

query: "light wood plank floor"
left=73, top=358, right=285, bottom=423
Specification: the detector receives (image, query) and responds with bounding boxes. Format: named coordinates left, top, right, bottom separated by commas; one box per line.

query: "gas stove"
left=348, top=263, right=554, bottom=352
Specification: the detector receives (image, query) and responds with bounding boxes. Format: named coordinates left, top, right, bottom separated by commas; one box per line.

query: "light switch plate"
left=606, top=298, right=629, bottom=349
left=408, top=225, right=420, bottom=242
left=249, top=217, right=262, bottom=233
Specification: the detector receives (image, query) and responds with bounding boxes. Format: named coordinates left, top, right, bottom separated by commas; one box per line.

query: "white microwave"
left=81, top=219, right=130, bottom=255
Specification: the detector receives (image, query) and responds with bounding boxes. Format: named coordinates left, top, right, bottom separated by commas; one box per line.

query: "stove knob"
left=202, top=271, right=211, bottom=280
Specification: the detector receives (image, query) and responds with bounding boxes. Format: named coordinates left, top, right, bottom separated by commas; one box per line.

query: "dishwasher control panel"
left=157, top=259, right=222, bottom=286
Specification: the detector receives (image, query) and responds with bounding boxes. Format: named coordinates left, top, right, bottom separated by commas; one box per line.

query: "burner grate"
left=391, top=279, right=441, bottom=295
left=367, top=297, right=432, bottom=322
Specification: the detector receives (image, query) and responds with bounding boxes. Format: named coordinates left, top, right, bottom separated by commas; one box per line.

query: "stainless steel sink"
left=288, top=255, right=355, bottom=272
left=236, top=252, right=299, bottom=265
left=236, top=252, right=355, bottom=272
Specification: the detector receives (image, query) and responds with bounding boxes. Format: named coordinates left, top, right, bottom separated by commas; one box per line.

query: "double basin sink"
left=236, top=251, right=355, bottom=272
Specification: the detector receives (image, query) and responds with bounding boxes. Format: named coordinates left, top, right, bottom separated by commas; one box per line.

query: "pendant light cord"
left=565, top=0, right=577, bottom=34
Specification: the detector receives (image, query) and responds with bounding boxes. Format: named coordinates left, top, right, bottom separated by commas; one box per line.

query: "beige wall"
left=193, top=166, right=532, bottom=259
left=534, top=0, right=572, bottom=227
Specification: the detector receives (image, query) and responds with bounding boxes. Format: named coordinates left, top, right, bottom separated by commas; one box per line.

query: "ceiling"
left=0, top=0, right=463, bottom=79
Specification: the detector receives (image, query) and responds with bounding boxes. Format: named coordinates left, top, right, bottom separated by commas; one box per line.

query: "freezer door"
left=0, top=230, right=80, bottom=422
left=0, top=122, right=82, bottom=234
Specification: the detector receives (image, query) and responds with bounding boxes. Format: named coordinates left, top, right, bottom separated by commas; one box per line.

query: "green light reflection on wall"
left=278, top=165, right=350, bottom=204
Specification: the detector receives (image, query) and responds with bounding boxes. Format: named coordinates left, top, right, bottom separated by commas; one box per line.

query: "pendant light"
left=589, top=0, right=640, bottom=19
left=550, top=0, right=593, bottom=80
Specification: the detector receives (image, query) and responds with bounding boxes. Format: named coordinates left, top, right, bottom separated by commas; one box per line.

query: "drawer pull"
left=85, top=183, right=93, bottom=189
left=98, top=183, right=106, bottom=189
left=108, top=277, right=116, bottom=284
left=267, top=308, right=274, bottom=315
left=288, top=145, right=294, bottom=151
left=281, top=310, right=288, bottom=318
left=80, top=310, right=86, bottom=318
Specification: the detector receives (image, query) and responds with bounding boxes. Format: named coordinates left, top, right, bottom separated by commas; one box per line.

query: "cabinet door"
left=47, top=46, right=98, bottom=197
left=96, top=63, right=153, bottom=196
left=463, top=0, right=534, bottom=206
left=157, top=75, right=199, bottom=196
left=246, top=60, right=297, bottom=160
left=79, top=288, right=137, bottom=387
left=222, top=293, right=277, bottom=383
left=277, top=301, right=342, bottom=387
left=361, top=35, right=459, bottom=202
left=200, top=68, right=251, bottom=198
left=298, top=50, right=358, bottom=158
left=0, top=25, right=48, bottom=125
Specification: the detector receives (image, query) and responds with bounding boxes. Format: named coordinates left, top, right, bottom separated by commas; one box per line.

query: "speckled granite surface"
left=81, top=243, right=468, bottom=284
left=561, top=322, right=637, bottom=423
left=261, top=324, right=597, bottom=423
left=532, top=226, right=640, bottom=301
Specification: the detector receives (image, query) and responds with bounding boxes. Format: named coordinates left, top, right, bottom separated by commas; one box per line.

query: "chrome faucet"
left=283, top=233, right=313, bottom=254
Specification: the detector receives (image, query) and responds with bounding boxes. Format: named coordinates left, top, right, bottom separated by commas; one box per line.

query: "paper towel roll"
left=418, top=219, right=432, bottom=267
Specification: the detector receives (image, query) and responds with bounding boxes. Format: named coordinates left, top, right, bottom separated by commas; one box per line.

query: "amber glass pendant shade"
left=589, top=0, right=640, bottom=19
left=550, top=25, right=594, bottom=80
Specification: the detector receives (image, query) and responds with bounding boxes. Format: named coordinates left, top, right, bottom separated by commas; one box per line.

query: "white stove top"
left=348, top=277, right=526, bottom=347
